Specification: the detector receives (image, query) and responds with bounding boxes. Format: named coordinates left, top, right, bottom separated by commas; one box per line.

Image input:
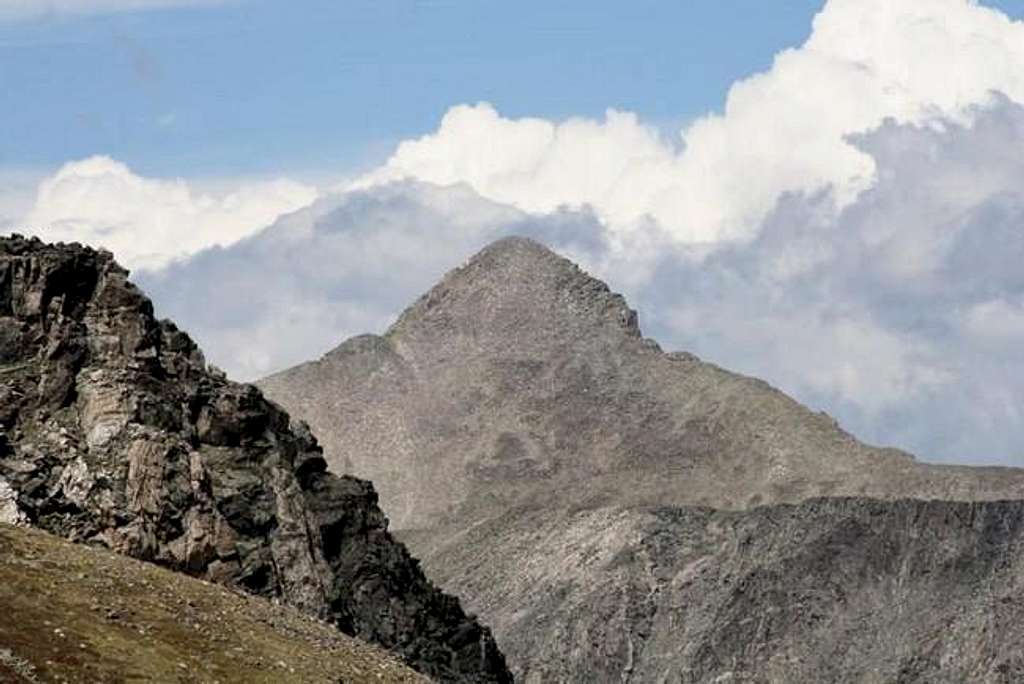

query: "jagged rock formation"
left=0, top=523, right=429, bottom=683
left=262, top=236, right=1024, bottom=681
left=0, top=235, right=512, bottom=683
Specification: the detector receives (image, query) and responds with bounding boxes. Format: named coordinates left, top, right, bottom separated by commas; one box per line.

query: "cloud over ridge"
left=355, top=0, right=1024, bottom=247
left=22, top=156, right=316, bottom=271
left=141, top=98, right=1024, bottom=467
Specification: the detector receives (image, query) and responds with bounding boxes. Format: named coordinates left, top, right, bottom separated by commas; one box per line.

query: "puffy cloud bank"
left=640, top=100, right=1024, bottom=464
left=21, top=156, right=316, bottom=271
left=11, top=0, right=1024, bottom=466
left=355, top=0, right=1024, bottom=245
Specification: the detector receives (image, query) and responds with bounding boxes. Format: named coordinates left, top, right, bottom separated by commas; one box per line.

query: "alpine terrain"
left=0, top=523, right=428, bottom=683
left=0, top=235, right=512, bottom=683
left=261, top=236, right=1024, bottom=682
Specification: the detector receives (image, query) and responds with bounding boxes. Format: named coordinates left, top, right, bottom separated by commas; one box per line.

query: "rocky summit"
left=0, top=235, right=512, bottom=683
left=262, top=236, right=1024, bottom=682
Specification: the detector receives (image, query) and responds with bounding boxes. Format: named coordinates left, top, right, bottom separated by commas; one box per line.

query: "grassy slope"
left=0, top=524, right=429, bottom=684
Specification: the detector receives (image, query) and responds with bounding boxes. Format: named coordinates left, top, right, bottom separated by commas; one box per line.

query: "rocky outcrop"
left=0, top=235, right=511, bottom=683
left=261, top=236, right=1024, bottom=680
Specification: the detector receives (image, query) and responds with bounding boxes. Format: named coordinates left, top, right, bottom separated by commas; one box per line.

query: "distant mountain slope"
left=261, top=236, right=1024, bottom=680
left=409, top=499, right=1024, bottom=682
left=0, top=523, right=428, bottom=684
left=0, top=235, right=510, bottom=683
left=261, top=236, right=1024, bottom=530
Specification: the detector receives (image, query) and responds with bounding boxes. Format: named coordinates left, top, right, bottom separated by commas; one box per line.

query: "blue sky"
left=10, top=0, right=1010, bottom=178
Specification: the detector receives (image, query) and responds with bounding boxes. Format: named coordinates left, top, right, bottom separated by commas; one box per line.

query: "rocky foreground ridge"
left=0, top=235, right=512, bottom=683
left=262, top=237, right=1024, bottom=682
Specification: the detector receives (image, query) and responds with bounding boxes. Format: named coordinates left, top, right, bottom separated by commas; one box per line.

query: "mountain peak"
left=257, top=234, right=1024, bottom=681
left=387, top=235, right=643, bottom=350
left=453, top=235, right=598, bottom=291
left=475, top=234, right=555, bottom=258
left=263, top=234, right=1024, bottom=531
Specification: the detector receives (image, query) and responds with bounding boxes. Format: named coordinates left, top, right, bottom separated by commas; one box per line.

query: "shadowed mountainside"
left=261, top=236, right=1024, bottom=681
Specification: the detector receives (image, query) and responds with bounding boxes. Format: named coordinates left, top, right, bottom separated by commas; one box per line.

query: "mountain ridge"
left=386, top=236, right=645, bottom=346
left=261, top=235, right=1024, bottom=530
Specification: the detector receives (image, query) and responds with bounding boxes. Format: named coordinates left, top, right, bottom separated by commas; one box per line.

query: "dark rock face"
left=261, top=236, right=1024, bottom=681
left=0, top=235, right=511, bottom=683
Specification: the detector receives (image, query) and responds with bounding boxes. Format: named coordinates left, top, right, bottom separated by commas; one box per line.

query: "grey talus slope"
left=260, top=236, right=1024, bottom=681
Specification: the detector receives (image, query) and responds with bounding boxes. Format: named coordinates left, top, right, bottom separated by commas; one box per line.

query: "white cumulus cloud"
left=355, top=0, right=1024, bottom=246
left=21, top=156, right=317, bottom=271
